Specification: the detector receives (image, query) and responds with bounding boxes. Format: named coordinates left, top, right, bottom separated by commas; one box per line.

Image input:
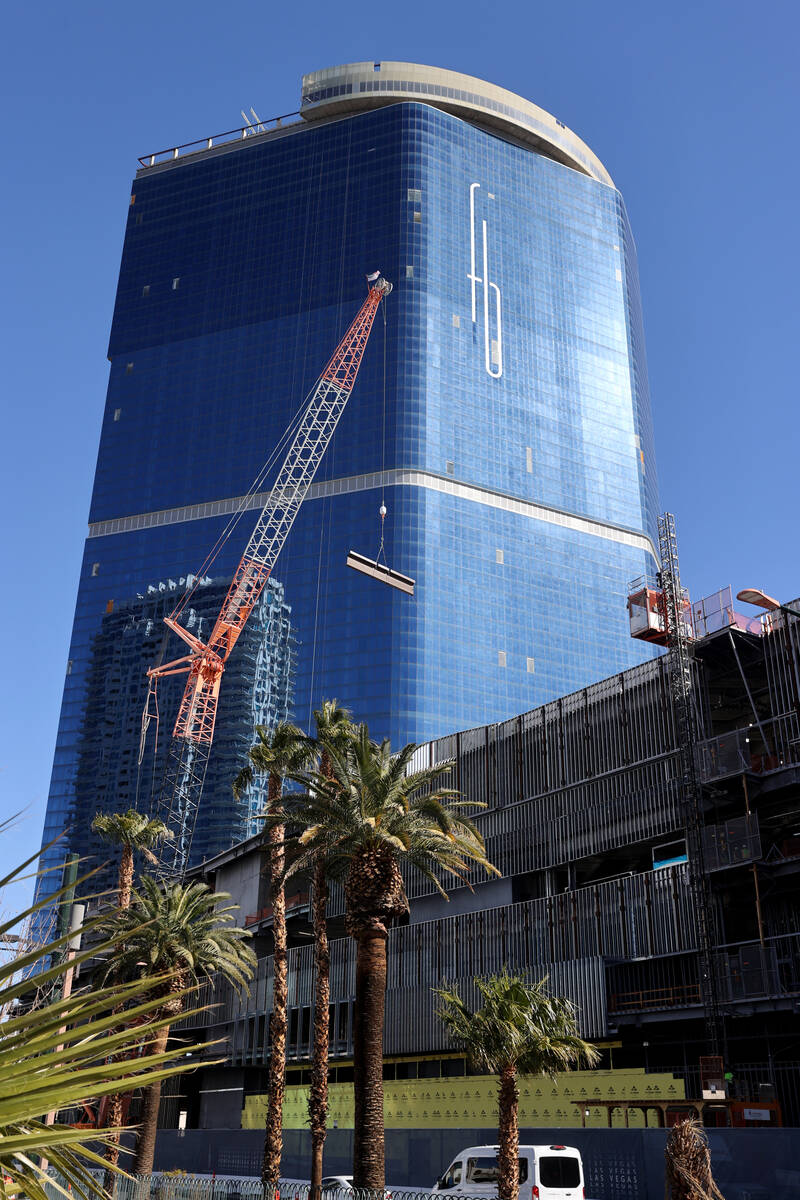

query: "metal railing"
left=609, top=983, right=701, bottom=1012
left=696, top=711, right=800, bottom=781
left=691, top=585, right=763, bottom=638
left=138, top=113, right=302, bottom=168
left=658, top=1060, right=800, bottom=1126
left=90, top=1181, right=476, bottom=1200
left=246, top=892, right=309, bottom=927
left=703, top=814, right=761, bottom=870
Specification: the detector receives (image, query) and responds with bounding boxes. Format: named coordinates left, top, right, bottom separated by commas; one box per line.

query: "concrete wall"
left=217, top=855, right=262, bottom=929
left=408, top=878, right=513, bottom=925
left=154, top=1126, right=800, bottom=1199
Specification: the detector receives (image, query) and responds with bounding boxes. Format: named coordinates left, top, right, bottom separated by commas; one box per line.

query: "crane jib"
left=155, top=275, right=391, bottom=868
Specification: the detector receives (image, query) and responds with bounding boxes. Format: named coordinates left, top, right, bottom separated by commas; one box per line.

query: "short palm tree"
left=233, top=721, right=315, bottom=1187
left=307, top=700, right=352, bottom=1200
left=91, top=808, right=171, bottom=1180
left=436, top=970, right=599, bottom=1200
left=282, top=725, right=498, bottom=1190
left=91, top=809, right=171, bottom=910
left=0, top=840, right=210, bottom=1200
left=109, top=877, right=256, bottom=1175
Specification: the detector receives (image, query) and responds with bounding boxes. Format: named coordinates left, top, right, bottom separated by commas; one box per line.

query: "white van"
left=433, top=1144, right=584, bottom=1200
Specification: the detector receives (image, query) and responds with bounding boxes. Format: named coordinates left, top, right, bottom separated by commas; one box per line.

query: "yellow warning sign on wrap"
left=241, top=1068, right=685, bottom=1130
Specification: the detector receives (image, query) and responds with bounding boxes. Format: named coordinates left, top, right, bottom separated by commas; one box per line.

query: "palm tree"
left=435, top=970, right=599, bottom=1200
left=233, top=721, right=315, bottom=1187
left=308, top=701, right=352, bottom=1200
left=109, top=877, right=256, bottom=1175
left=91, top=809, right=171, bottom=911
left=0, top=839, right=211, bottom=1200
left=91, top=808, right=171, bottom=1182
left=282, top=725, right=498, bottom=1190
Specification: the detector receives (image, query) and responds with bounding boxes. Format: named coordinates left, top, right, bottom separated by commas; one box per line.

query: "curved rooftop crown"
left=300, top=61, right=613, bottom=187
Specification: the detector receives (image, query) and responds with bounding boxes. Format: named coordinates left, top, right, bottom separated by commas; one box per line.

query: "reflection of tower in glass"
left=71, top=575, right=294, bottom=895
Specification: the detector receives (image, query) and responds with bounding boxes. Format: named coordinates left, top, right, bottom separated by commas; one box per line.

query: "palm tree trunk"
left=309, top=857, right=330, bottom=1200
left=497, top=1064, right=520, bottom=1200
left=132, top=1023, right=171, bottom=1175
left=118, top=843, right=134, bottom=910
left=352, top=928, right=387, bottom=1191
left=262, top=772, right=287, bottom=1187
left=102, top=1092, right=125, bottom=1193
left=103, top=844, right=135, bottom=1186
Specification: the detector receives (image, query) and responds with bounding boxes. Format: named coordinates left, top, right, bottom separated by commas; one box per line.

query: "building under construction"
left=162, top=585, right=800, bottom=1159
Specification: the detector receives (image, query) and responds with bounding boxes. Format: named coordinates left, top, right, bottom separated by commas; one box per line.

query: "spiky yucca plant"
left=665, top=1117, right=725, bottom=1200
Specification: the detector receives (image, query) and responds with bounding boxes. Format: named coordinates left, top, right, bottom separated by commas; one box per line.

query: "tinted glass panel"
left=466, top=1158, right=528, bottom=1183
left=438, top=1163, right=462, bottom=1189
left=539, top=1157, right=580, bottom=1187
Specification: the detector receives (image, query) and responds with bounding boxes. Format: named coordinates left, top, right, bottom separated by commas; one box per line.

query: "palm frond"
left=91, top=809, right=171, bottom=849
left=436, top=970, right=599, bottom=1079
left=0, top=857, right=224, bottom=1200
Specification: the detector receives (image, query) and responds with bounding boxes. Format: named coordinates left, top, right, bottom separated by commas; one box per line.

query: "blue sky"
left=1, top=0, right=798, bottom=895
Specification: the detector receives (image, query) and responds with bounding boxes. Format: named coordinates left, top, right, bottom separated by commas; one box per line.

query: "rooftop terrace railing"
left=697, top=711, right=800, bottom=781
left=137, top=112, right=302, bottom=168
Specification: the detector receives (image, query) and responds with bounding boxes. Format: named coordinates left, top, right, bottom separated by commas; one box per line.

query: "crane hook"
left=377, top=503, right=388, bottom=566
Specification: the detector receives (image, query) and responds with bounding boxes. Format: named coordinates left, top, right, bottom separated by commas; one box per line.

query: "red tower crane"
left=149, top=274, right=392, bottom=877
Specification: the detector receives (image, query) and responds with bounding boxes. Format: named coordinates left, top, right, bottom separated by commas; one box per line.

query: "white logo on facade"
left=468, top=182, right=503, bottom=379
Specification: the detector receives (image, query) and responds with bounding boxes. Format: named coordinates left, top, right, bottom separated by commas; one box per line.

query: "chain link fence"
left=104, top=1183, right=465, bottom=1200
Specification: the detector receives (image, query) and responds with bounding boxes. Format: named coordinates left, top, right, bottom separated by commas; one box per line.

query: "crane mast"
left=149, top=275, right=392, bottom=876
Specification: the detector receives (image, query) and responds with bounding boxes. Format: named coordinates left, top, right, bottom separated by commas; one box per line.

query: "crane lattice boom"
left=149, top=274, right=392, bottom=875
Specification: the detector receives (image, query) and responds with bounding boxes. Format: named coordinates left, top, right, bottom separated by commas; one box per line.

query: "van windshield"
left=538, top=1157, right=580, bottom=1188
left=466, top=1158, right=528, bottom=1184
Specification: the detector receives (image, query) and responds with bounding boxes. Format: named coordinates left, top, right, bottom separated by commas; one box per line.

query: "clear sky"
left=1, top=0, right=798, bottom=894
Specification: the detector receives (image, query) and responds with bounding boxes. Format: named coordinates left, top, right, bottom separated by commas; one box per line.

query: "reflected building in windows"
left=68, top=575, right=294, bottom=895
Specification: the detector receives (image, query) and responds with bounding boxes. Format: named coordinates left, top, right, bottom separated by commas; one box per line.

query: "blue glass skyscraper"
left=41, top=62, right=660, bottom=874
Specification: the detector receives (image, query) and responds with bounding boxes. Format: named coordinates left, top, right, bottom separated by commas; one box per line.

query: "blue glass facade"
left=41, top=82, right=660, bottom=875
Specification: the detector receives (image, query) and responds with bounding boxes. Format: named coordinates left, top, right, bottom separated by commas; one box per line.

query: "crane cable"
left=169, top=377, right=324, bottom=624
left=140, top=332, right=323, bottom=778
left=180, top=143, right=327, bottom=628
left=135, top=622, right=170, bottom=810
left=308, top=131, right=352, bottom=727
left=376, top=298, right=388, bottom=567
